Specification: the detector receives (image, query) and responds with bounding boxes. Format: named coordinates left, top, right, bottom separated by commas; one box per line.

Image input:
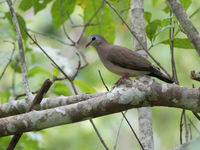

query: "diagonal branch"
left=6, top=0, right=33, bottom=100
left=167, top=0, right=200, bottom=55
left=104, top=0, right=172, bottom=79
left=6, top=79, right=53, bottom=150
left=0, top=41, right=15, bottom=80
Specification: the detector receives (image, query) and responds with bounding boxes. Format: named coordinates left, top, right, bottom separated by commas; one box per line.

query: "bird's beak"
left=85, top=41, right=92, bottom=48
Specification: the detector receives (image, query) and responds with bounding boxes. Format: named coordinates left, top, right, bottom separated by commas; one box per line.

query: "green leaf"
left=160, top=18, right=170, bottom=27
left=28, top=66, right=51, bottom=77
left=5, top=12, right=27, bottom=41
left=144, top=12, right=152, bottom=23
left=0, top=89, right=11, bottom=104
left=10, top=57, right=21, bottom=73
left=180, top=0, right=192, bottom=10
left=52, top=81, right=71, bottom=96
left=53, top=67, right=60, bottom=76
left=19, top=0, right=37, bottom=11
left=161, top=38, right=193, bottom=49
left=51, top=0, right=76, bottom=29
left=152, top=0, right=159, bottom=7
left=34, top=0, right=52, bottom=14
left=109, top=0, right=130, bottom=23
left=146, top=19, right=161, bottom=42
left=190, top=8, right=200, bottom=18
left=84, top=1, right=115, bottom=43
left=163, top=4, right=170, bottom=13
left=74, top=79, right=96, bottom=93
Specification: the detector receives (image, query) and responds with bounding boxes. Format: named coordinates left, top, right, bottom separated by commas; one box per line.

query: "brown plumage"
left=85, top=34, right=173, bottom=83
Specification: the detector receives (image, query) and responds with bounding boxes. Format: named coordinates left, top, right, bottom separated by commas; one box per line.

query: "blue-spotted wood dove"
left=85, top=34, right=173, bottom=83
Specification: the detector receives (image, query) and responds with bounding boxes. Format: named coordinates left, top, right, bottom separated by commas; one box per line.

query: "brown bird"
left=85, top=34, right=173, bottom=83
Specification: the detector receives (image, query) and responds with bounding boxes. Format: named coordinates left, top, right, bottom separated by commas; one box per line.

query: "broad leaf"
left=161, top=38, right=193, bottom=49
left=146, top=19, right=161, bottom=42
left=152, top=0, right=159, bottom=7
left=19, top=0, right=37, bottom=11
left=0, top=89, right=11, bottom=104
left=74, top=79, right=96, bottom=93
left=51, top=0, right=75, bottom=29
left=144, top=12, right=152, bottom=23
left=53, top=67, right=60, bottom=77
left=5, top=12, right=27, bottom=41
left=28, top=66, right=51, bottom=77
left=180, top=0, right=192, bottom=10
left=34, top=0, right=52, bottom=14
left=10, top=56, right=21, bottom=73
left=52, top=81, right=71, bottom=96
left=109, top=0, right=130, bottom=23
left=84, top=1, right=115, bottom=43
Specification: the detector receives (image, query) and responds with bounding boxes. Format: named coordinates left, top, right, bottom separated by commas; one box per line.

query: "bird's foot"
left=113, top=73, right=130, bottom=88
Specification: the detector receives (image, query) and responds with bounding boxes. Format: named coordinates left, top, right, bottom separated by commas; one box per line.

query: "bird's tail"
left=149, top=68, right=174, bottom=83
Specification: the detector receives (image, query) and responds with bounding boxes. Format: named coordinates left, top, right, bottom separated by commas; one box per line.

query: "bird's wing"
left=106, top=45, right=153, bottom=72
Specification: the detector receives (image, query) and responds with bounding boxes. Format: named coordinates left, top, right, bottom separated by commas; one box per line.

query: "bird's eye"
left=92, top=37, right=96, bottom=41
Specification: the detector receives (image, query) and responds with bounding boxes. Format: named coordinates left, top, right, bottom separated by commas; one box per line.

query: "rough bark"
left=1, top=79, right=200, bottom=137
left=131, top=0, right=154, bottom=149
left=6, top=0, right=33, bottom=100
left=0, top=93, right=105, bottom=118
left=167, top=0, right=200, bottom=55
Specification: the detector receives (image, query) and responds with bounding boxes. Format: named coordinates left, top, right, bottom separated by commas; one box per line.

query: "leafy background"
left=0, top=0, right=200, bottom=149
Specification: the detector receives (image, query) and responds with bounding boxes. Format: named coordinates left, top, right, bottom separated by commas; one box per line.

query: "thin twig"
left=180, top=110, right=184, bottom=144
left=188, top=122, right=192, bottom=140
left=98, top=69, right=144, bottom=150
left=169, top=11, right=179, bottom=84
left=98, top=70, right=109, bottom=91
left=14, top=90, right=38, bottom=100
left=113, top=111, right=126, bottom=150
left=188, top=117, right=200, bottom=135
left=59, top=0, right=75, bottom=46
left=6, top=0, right=33, bottom=100
left=89, top=119, right=109, bottom=150
left=50, top=4, right=108, bottom=146
left=183, top=110, right=189, bottom=142
left=0, top=42, right=15, bottom=80
left=121, top=112, right=144, bottom=150
left=104, top=0, right=172, bottom=80
left=76, top=0, right=104, bottom=44
left=192, top=112, right=200, bottom=121
left=27, top=29, right=73, bottom=46
left=19, top=20, right=71, bottom=80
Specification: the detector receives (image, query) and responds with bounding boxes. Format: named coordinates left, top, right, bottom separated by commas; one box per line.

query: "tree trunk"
left=130, top=0, right=154, bottom=149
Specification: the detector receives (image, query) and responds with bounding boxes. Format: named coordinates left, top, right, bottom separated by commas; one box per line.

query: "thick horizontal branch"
left=0, top=93, right=105, bottom=118
left=0, top=79, right=200, bottom=137
left=167, top=0, right=200, bottom=55
left=191, top=70, right=200, bottom=81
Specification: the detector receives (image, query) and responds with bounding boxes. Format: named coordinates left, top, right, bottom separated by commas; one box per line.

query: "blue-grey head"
left=85, top=34, right=107, bottom=48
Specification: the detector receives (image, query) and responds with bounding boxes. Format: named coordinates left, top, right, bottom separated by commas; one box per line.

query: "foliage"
left=0, top=0, right=200, bottom=149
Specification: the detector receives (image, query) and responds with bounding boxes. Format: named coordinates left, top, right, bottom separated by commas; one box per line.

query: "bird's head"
left=85, top=34, right=107, bottom=48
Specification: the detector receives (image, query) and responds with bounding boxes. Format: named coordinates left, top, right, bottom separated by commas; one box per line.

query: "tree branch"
left=0, top=92, right=105, bottom=118
left=130, top=0, right=154, bottom=149
left=167, top=0, right=200, bottom=55
left=6, top=79, right=53, bottom=150
left=6, top=0, right=33, bottom=100
left=1, top=80, right=200, bottom=137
